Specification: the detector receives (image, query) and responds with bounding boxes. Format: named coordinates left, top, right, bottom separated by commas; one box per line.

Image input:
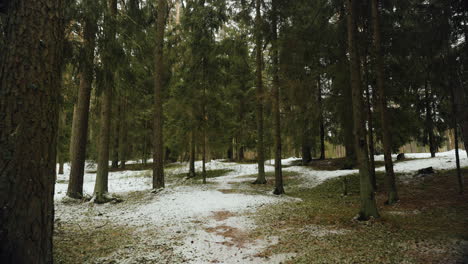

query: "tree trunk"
left=69, top=104, right=77, bottom=160
left=188, top=130, right=196, bottom=177
left=451, top=92, right=464, bottom=194
left=57, top=109, right=67, bottom=175
left=318, top=76, right=326, bottom=160
left=67, top=17, right=97, bottom=199
left=272, top=0, right=284, bottom=195
left=0, top=0, right=64, bottom=262
left=202, top=58, right=207, bottom=184
left=119, top=97, right=128, bottom=169
left=253, top=0, right=266, bottom=184
left=94, top=0, right=117, bottom=203
left=454, top=73, right=468, bottom=158
left=111, top=103, right=120, bottom=169
left=301, top=115, right=312, bottom=165
left=343, top=76, right=356, bottom=168
left=364, top=58, right=376, bottom=190
left=153, top=0, right=167, bottom=189
left=335, top=2, right=356, bottom=169
left=202, top=132, right=207, bottom=184
left=371, top=0, right=398, bottom=204
left=347, top=0, right=379, bottom=220
left=424, top=79, right=436, bottom=157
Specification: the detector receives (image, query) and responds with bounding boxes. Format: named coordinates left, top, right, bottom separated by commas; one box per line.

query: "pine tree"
left=0, top=0, right=64, bottom=261
left=67, top=4, right=98, bottom=199
left=272, top=0, right=284, bottom=195
left=253, top=0, right=266, bottom=184
left=153, top=0, right=168, bottom=189
left=371, top=0, right=398, bottom=204
left=347, top=0, right=379, bottom=220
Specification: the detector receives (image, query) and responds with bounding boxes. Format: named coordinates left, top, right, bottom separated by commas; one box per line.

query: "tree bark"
left=58, top=109, right=67, bottom=175
left=301, top=115, right=312, bottom=165
left=253, top=0, right=266, bottom=184
left=69, top=104, right=77, bottom=160
left=67, top=16, right=97, bottom=199
left=371, top=0, right=398, bottom=204
left=272, top=0, right=284, bottom=195
left=318, top=76, right=326, bottom=160
left=94, top=0, right=117, bottom=202
left=153, top=0, right=167, bottom=189
left=453, top=73, right=468, bottom=158
left=0, top=0, right=64, bottom=262
left=111, top=102, right=120, bottom=168
left=424, top=79, right=436, bottom=157
left=188, top=130, right=196, bottom=177
left=451, top=91, right=464, bottom=194
left=119, top=97, right=128, bottom=169
left=347, top=0, right=379, bottom=220
left=364, top=58, right=376, bottom=190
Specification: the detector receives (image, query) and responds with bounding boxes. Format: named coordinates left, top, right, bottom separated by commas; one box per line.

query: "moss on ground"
left=54, top=221, right=136, bottom=264
left=250, top=168, right=468, bottom=263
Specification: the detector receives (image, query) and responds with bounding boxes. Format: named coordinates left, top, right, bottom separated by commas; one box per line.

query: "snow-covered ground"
left=55, top=150, right=467, bottom=263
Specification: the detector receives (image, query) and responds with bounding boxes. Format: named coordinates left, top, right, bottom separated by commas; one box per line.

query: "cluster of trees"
left=1, top=0, right=468, bottom=262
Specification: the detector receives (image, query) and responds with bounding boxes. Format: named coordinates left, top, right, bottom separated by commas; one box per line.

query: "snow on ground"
left=292, top=150, right=468, bottom=188
left=55, top=150, right=467, bottom=263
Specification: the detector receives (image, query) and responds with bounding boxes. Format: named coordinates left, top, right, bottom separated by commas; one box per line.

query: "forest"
left=1, top=0, right=468, bottom=263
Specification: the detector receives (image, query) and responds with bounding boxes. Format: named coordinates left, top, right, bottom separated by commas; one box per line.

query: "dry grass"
left=251, top=168, right=468, bottom=263
left=54, top=221, right=136, bottom=264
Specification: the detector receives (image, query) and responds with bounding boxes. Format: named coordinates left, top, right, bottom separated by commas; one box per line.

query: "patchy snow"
left=267, top=157, right=302, bottom=166
left=374, top=149, right=467, bottom=161
left=291, top=149, right=468, bottom=188
left=376, top=149, right=468, bottom=174
left=55, top=149, right=467, bottom=263
left=55, top=163, right=153, bottom=200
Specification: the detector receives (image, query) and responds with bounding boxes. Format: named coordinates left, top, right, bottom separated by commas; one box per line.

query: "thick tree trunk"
left=94, top=0, right=117, bottom=203
left=318, top=76, right=326, bottom=160
left=94, top=84, right=112, bottom=202
left=371, top=0, right=398, bottom=204
left=67, top=18, right=97, bottom=199
left=253, top=0, right=266, bottom=184
left=0, top=0, right=64, bottom=262
left=347, top=0, right=379, bottom=220
left=153, top=0, right=167, bottom=189
left=272, top=0, right=284, bottom=195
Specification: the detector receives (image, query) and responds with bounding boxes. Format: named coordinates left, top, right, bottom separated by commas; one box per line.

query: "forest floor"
left=54, top=150, right=468, bottom=264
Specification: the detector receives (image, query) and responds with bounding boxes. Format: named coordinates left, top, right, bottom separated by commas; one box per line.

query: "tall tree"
left=67, top=6, right=98, bottom=199
left=94, top=0, right=117, bottom=202
left=153, top=0, right=168, bottom=189
left=317, top=76, right=326, bottom=160
left=253, top=0, right=266, bottom=184
left=346, top=0, right=379, bottom=220
left=371, top=0, right=398, bottom=204
left=272, top=0, right=284, bottom=195
left=0, top=0, right=64, bottom=261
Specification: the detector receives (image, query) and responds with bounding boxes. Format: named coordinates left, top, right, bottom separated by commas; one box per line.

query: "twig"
left=96, top=221, right=109, bottom=229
